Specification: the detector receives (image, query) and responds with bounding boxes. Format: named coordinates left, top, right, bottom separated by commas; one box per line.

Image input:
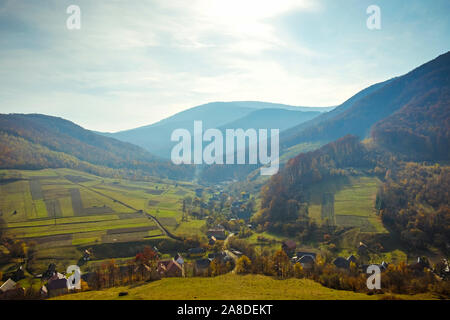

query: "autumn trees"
left=236, top=256, right=252, bottom=274
left=378, top=163, right=450, bottom=252
left=254, top=135, right=372, bottom=239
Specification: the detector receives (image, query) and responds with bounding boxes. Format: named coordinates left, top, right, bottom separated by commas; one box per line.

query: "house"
left=174, top=253, right=184, bottom=265
left=39, top=285, right=48, bottom=298
left=333, top=257, right=350, bottom=269
left=297, top=255, right=315, bottom=269
left=194, top=259, right=211, bottom=275
left=188, top=247, right=206, bottom=257
left=157, top=259, right=183, bottom=277
left=357, top=242, right=368, bottom=255
left=347, top=255, right=358, bottom=265
left=134, top=263, right=152, bottom=276
left=206, top=229, right=226, bottom=241
left=0, top=279, right=24, bottom=300
left=0, top=278, right=17, bottom=293
left=208, top=251, right=232, bottom=263
left=415, top=257, right=430, bottom=269
left=282, top=240, right=297, bottom=254
left=295, top=251, right=317, bottom=261
left=47, top=278, right=68, bottom=297
left=230, top=249, right=243, bottom=257
left=48, top=272, right=65, bottom=282
left=208, top=252, right=223, bottom=260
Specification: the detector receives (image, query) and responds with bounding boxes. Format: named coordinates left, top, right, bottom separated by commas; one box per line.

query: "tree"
left=294, top=263, right=304, bottom=278
left=236, top=255, right=252, bottom=274
left=272, top=250, right=292, bottom=279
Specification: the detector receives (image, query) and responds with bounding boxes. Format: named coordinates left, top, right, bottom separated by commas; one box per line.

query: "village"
left=1, top=179, right=449, bottom=300
left=2, top=219, right=449, bottom=299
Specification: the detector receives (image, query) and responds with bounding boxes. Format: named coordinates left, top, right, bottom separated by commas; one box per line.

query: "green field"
left=0, top=168, right=205, bottom=272
left=52, top=273, right=435, bottom=300
left=308, top=176, right=386, bottom=233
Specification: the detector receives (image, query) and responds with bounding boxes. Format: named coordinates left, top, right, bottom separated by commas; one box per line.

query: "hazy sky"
left=0, top=0, right=449, bottom=132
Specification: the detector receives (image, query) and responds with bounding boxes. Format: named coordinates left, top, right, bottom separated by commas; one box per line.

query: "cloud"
left=0, top=0, right=448, bottom=131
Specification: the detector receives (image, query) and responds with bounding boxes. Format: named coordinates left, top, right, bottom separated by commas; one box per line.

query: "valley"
left=0, top=52, right=449, bottom=301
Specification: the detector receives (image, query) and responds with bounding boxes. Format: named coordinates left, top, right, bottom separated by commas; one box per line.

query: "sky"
left=0, top=0, right=449, bottom=132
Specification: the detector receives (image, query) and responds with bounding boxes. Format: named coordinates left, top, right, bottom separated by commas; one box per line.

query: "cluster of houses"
left=193, top=251, right=234, bottom=275
left=187, top=226, right=238, bottom=275
left=0, top=263, right=82, bottom=299
left=283, top=240, right=386, bottom=272
left=156, top=254, right=184, bottom=277
left=231, top=200, right=252, bottom=220
left=0, top=265, right=26, bottom=299
left=38, top=263, right=80, bottom=298
left=281, top=240, right=439, bottom=274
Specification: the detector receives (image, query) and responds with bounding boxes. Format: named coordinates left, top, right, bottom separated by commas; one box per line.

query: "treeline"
left=221, top=240, right=450, bottom=297
left=226, top=238, right=450, bottom=297
left=378, top=163, right=450, bottom=252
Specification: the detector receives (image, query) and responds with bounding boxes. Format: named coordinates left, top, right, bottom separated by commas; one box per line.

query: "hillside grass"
left=308, top=176, right=386, bottom=233
left=52, top=274, right=435, bottom=300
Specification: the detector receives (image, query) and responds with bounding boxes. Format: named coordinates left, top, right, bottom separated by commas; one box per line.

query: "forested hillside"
left=0, top=114, right=193, bottom=180
left=372, top=85, right=450, bottom=161
left=253, top=136, right=378, bottom=236
left=378, top=163, right=450, bottom=251
left=256, top=133, right=450, bottom=254
left=281, top=51, right=450, bottom=149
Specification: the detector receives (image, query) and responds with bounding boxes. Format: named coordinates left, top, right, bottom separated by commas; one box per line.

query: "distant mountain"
left=218, top=108, right=320, bottom=133
left=0, top=114, right=192, bottom=180
left=281, top=52, right=450, bottom=155
left=281, top=78, right=395, bottom=146
left=106, top=101, right=329, bottom=158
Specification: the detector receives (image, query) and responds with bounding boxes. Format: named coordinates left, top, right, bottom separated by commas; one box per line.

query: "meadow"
left=307, top=176, right=386, bottom=233
left=52, top=273, right=435, bottom=300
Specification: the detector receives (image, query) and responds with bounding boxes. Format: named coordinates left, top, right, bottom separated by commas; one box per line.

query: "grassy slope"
left=52, top=274, right=434, bottom=300
left=308, top=176, right=386, bottom=233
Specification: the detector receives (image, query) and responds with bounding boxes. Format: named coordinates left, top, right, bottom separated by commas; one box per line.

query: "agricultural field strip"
left=55, top=174, right=180, bottom=240
left=5, top=214, right=120, bottom=227
left=92, top=183, right=184, bottom=219
left=9, top=220, right=158, bottom=239
left=307, top=176, right=384, bottom=232
left=5, top=216, right=147, bottom=229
